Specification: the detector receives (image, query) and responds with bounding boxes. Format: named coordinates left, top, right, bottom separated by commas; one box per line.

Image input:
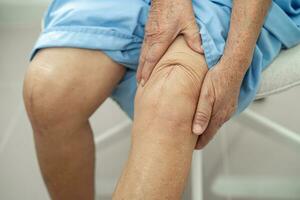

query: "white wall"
left=0, top=0, right=51, bottom=25
left=0, top=0, right=50, bottom=4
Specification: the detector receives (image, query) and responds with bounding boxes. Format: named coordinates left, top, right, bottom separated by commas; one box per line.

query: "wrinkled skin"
left=137, top=0, right=243, bottom=150
left=193, top=60, right=245, bottom=149
left=192, top=0, right=271, bottom=148
left=138, top=0, right=271, bottom=150
left=136, top=0, right=203, bottom=85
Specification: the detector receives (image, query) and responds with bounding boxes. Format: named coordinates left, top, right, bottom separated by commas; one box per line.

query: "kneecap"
left=134, top=62, right=206, bottom=126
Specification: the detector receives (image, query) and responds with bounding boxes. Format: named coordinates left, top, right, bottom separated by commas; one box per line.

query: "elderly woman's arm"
left=193, top=0, right=272, bottom=149
left=223, top=0, right=272, bottom=71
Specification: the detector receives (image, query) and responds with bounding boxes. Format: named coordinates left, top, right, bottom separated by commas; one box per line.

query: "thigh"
left=23, top=48, right=126, bottom=123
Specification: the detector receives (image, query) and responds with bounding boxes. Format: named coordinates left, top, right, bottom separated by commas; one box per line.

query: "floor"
left=1, top=8, right=300, bottom=200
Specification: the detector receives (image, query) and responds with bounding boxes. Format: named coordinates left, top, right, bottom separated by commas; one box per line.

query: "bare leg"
left=113, top=36, right=208, bottom=199
left=23, top=48, right=126, bottom=200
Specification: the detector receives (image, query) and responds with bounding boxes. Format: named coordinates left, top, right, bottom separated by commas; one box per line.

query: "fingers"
left=137, top=32, right=175, bottom=86
left=181, top=22, right=204, bottom=54
left=136, top=41, right=148, bottom=84
left=192, top=79, right=214, bottom=135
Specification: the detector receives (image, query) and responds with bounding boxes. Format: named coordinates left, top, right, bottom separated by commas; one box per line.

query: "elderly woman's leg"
left=23, top=48, right=126, bottom=200
left=113, top=36, right=208, bottom=199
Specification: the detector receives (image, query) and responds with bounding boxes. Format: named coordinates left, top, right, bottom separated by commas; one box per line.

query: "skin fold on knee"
left=135, top=64, right=200, bottom=125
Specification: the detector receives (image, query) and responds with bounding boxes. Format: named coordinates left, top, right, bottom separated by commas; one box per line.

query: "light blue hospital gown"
left=30, top=0, right=300, bottom=119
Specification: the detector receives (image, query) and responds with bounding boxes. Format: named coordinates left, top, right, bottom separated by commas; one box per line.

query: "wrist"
left=217, top=55, right=251, bottom=84
left=219, top=52, right=252, bottom=74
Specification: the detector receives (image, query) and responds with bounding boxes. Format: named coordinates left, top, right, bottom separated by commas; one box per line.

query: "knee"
left=134, top=59, right=207, bottom=128
left=23, top=61, right=80, bottom=131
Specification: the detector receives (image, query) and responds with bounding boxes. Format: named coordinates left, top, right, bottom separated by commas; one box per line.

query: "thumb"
left=181, top=22, right=204, bottom=54
left=192, top=84, right=214, bottom=135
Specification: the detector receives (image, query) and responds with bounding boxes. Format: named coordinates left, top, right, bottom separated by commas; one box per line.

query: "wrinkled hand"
left=192, top=62, right=246, bottom=149
left=137, top=0, right=203, bottom=86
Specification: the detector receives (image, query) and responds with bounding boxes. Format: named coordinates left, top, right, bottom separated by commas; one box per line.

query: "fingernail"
left=198, top=45, right=204, bottom=53
left=136, top=75, right=141, bottom=84
left=140, top=79, right=145, bottom=87
left=197, top=45, right=202, bottom=52
left=193, top=124, right=204, bottom=135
